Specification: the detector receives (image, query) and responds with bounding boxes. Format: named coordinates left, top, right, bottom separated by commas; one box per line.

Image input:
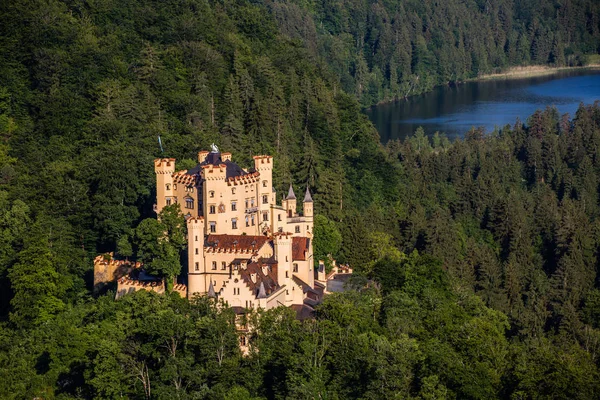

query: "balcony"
left=245, top=206, right=258, bottom=214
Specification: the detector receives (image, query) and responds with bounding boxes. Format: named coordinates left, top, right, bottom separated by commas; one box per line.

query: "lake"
left=366, top=69, right=600, bottom=143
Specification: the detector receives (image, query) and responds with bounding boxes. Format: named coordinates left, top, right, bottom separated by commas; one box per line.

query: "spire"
left=207, top=281, right=216, bottom=298
left=286, top=184, right=296, bottom=200
left=303, top=187, right=313, bottom=203
left=257, top=281, right=267, bottom=299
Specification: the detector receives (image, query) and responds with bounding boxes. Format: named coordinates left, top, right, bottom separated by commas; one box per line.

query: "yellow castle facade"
left=154, top=146, right=321, bottom=312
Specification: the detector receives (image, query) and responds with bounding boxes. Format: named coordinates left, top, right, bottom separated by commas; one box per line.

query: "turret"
left=154, top=158, right=176, bottom=214
left=283, top=184, right=296, bottom=217
left=303, top=187, right=313, bottom=219
left=187, top=216, right=206, bottom=298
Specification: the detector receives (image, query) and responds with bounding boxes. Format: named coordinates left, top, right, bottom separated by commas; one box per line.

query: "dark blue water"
left=366, top=70, right=600, bottom=142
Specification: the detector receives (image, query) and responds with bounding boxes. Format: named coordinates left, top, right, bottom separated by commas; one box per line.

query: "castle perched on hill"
left=152, top=145, right=323, bottom=313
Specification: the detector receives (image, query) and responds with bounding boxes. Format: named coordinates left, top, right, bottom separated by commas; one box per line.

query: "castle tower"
left=254, top=155, right=273, bottom=232
left=201, top=162, right=227, bottom=235
left=154, top=158, right=176, bottom=214
left=187, top=216, right=206, bottom=298
left=274, top=233, right=293, bottom=304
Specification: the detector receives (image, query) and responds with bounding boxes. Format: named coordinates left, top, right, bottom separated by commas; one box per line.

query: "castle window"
left=278, top=214, right=281, bottom=221
left=209, top=191, right=215, bottom=198
left=251, top=198, right=254, bottom=207
left=263, top=212, right=268, bottom=222
left=245, top=216, right=249, bottom=227
left=307, top=225, right=309, bottom=231
left=173, top=184, right=177, bottom=190
left=166, top=198, right=172, bottom=206
left=166, top=184, right=171, bottom=190
left=263, top=180, right=267, bottom=187
left=286, top=271, right=289, bottom=278
left=185, top=198, right=194, bottom=209
left=232, top=218, right=237, bottom=229
left=221, top=262, right=227, bottom=270
left=293, top=263, right=298, bottom=273
left=262, top=195, right=268, bottom=204
left=195, top=262, right=199, bottom=271
left=251, top=215, right=255, bottom=226
left=209, top=205, right=216, bottom=214
left=195, top=248, right=199, bottom=255
left=231, top=201, right=237, bottom=211
left=195, top=235, right=198, bottom=241
left=209, top=222, right=216, bottom=233
left=211, top=261, right=217, bottom=270
left=245, top=199, right=249, bottom=209
left=295, top=226, right=300, bottom=233
left=232, top=187, right=236, bottom=195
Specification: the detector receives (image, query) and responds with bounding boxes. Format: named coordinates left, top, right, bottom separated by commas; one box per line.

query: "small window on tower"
left=194, top=262, right=199, bottom=271
left=293, top=263, right=298, bottom=272
left=209, top=191, right=215, bottom=198
left=166, top=184, right=171, bottom=190
left=263, top=180, right=267, bottom=187
left=245, top=216, right=249, bottom=227
left=210, top=222, right=216, bottom=233
left=185, top=198, right=194, bottom=209
left=195, top=235, right=198, bottom=241
left=263, top=212, right=268, bottom=222
left=232, top=218, right=237, bottom=229
left=262, top=195, right=268, bottom=204
left=166, top=198, right=172, bottom=206
left=209, top=205, right=216, bottom=214
left=251, top=215, right=255, bottom=226
left=295, top=226, right=300, bottom=233
left=231, top=201, right=237, bottom=211
left=221, top=262, right=227, bottom=270
left=212, top=261, right=217, bottom=270
left=195, top=248, right=199, bottom=255
left=278, top=214, right=281, bottom=222
left=232, top=187, right=236, bottom=195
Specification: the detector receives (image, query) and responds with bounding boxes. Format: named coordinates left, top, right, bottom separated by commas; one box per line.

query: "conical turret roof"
left=303, top=187, right=313, bottom=203
left=286, top=184, right=296, bottom=200
left=257, top=281, right=267, bottom=299
left=207, top=281, right=216, bottom=298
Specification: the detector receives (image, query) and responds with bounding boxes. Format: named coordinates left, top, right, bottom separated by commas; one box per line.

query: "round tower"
left=187, top=216, right=206, bottom=298
left=303, top=187, right=313, bottom=220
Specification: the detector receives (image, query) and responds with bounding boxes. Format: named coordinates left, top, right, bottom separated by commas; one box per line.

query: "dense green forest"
left=2, top=0, right=600, bottom=398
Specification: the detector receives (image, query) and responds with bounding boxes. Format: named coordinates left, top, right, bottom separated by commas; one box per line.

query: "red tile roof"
left=205, top=234, right=270, bottom=253
left=292, top=237, right=310, bottom=261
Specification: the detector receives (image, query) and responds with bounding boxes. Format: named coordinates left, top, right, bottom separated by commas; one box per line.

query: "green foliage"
left=134, top=205, right=186, bottom=284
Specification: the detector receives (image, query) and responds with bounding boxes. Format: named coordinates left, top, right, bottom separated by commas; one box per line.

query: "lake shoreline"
left=471, top=64, right=600, bottom=82
left=369, top=64, right=600, bottom=108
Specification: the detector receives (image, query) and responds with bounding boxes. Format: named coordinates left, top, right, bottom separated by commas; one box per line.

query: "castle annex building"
left=154, top=147, right=322, bottom=312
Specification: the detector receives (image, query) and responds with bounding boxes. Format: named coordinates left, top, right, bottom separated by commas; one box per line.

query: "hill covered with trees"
left=1, top=0, right=600, bottom=398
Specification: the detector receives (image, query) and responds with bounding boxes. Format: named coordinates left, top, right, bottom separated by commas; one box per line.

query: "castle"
left=153, top=146, right=323, bottom=313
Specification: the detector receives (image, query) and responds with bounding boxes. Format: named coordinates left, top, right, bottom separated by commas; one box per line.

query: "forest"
left=1, top=0, right=600, bottom=398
